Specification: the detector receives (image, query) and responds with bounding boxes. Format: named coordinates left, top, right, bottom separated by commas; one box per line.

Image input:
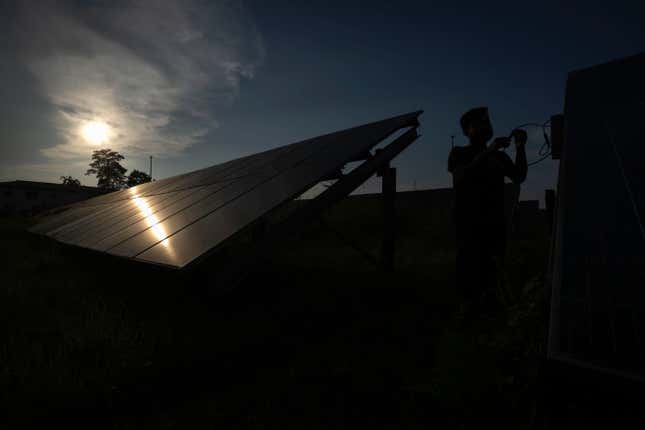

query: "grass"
left=1, top=196, right=550, bottom=429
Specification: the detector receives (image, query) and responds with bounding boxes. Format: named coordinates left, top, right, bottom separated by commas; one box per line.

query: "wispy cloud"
left=12, top=0, right=264, bottom=162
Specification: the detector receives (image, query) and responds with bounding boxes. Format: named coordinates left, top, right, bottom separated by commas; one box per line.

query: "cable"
left=508, top=118, right=553, bottom=167
left=449, top=118, right=554, bottom=167
left=528, top=153, right=552, bottom=166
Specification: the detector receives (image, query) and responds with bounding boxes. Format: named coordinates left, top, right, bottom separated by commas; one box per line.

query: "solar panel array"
left=549, top=54, right=645, bottom=379
left=31, top=111, right=422, bottom=269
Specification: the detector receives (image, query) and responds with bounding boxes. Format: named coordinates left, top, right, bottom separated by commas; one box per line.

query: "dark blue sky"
left=185, top=0, right=645, bottom=203
left=1, top=0, right=644, bottom=204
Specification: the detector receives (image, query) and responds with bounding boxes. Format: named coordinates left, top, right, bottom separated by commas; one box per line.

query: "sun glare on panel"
left=132, top=195, right=171, bottom=248
left=82, top=121, right=110, bottom=145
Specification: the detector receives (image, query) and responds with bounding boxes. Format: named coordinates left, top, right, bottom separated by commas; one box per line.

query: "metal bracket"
left=194, top=125, right=420, bottom=286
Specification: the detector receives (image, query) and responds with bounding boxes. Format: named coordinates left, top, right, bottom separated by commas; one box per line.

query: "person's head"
left=460, top=106, right=493, bottom=145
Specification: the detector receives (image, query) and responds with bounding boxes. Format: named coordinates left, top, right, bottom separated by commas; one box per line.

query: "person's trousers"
left=455, top=243, right=501, bottom=305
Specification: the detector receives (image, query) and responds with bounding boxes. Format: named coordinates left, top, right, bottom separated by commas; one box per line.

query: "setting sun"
left=82, top=121, right=110, bottom=145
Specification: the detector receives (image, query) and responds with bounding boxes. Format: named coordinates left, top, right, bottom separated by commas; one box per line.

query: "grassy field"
left=1, top=194, right=550, bottom=429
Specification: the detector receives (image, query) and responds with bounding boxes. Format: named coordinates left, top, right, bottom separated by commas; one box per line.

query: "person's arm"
left=448, top=138, right=508, bottom=186
left=504, top=130, right=528, bottom=184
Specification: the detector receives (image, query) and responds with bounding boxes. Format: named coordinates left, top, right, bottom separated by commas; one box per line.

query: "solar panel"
left=549, top=53, right=645, bottom=381
left=30, top=204, right=111, bottom=235
left=31, top=111, right=422, bottom=269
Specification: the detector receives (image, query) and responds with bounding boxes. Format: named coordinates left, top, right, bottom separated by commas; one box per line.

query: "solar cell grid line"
left=74, top=143, right=316, bottom=244
left=73, top=182, right=151, bottom=207
left=70, top=184, right=223, bottom=243
left=215, top=148, right=303, bottom=178
left=77, top=142, right=296, bottom=210
left=89, top=139, right=334, bottom=253
left=38, top=201, right=123, bottom=238
left=225, top=139, right=328, bottom=178
left=82, top=171, right=199, bottom=206
left=113, top=127, right=393, bottom=260
left=49, top=201, right=137, bottom=241
left=133, top=145, right=293, bottom=196
left=134, top=146, right=353, bottom=266
left=107, top=120, right=416, bottom=262
left=91, top=174, right=272, bottom=254
left=70, top=161, right=210, bottom=208
left=81, top=142, right=298, bottom=206
left=60, top=112, right=412, bottom=209
left=82, top=158, right=242, bottom=208
left=157, top=137, right=328, bottom=194
left=134, top=124, right=420, bottom=267
left=95, top=118, right=388, bottom=258
left=30, top=111, right=422, bottom=268
left=130, top=165, right=224, bottom=197
left=82, top=143, right=312, bottom=235
left=103, top=169, right=283, bottom=257
left=62, top=187, right=202, bottom=247
left=29, top=204, right=111, bottom=235
left=76, top=180, right=239, bottom=249
left=52, top=184, right=194, bottom=231
left=116, top=113, right=421, bottom=262
left=148, top=145, right=299, bottom=196
left=115, top=160, right=232, bottom=197
left=126, top=159, right=240, bottom=199
left=49, top=189, right=186, bottom=242
left=56, top=144, right=290, bottom=237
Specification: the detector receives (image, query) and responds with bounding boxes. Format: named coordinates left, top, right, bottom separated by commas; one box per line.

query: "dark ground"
left=1, top=194, right=550, bottom=429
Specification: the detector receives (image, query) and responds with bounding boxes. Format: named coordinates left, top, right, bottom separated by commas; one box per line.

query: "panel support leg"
left=378, top=159, right=396, bottom=272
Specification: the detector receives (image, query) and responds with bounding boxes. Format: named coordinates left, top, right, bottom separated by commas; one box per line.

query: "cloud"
left=11, top=0, right=264, bottom=163
left=0, top=160, right=90, bottom=184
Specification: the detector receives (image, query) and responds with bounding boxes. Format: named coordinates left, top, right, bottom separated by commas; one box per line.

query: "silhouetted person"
left=448, top=107, right=527, bottom=314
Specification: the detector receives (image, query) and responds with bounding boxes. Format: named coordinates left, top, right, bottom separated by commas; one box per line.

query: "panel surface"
left=30, top=111, right=422, bottom=269
left=550, top=54, right=645, bottom=379
left=30, top=205, right=112, bottom=235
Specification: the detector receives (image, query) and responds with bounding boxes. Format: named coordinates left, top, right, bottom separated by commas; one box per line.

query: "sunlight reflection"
left=131, top=193, right=171, bottom=248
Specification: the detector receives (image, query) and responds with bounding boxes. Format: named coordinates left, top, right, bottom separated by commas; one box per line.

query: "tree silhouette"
left=85, top=149, right=127, bottom=192
left=127, top=169, right=152, bottom=187
left=60, top=175, right=81, bottom=188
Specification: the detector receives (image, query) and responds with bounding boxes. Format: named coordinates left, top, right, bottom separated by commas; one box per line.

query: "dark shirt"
left=448, top=145, right=517, bottom=255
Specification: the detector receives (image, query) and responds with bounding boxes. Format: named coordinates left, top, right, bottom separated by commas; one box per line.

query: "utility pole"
left=149, top=156, right=153, bottom=180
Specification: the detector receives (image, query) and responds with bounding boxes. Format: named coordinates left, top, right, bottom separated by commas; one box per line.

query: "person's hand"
left=511, top=129, right=527, bottom=147
left=491, top=137, right=511, bottom=150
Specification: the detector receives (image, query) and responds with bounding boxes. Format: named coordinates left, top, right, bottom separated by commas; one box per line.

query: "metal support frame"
left=284, top=126, right=418, bottom=229
left=376, top=149, right=397, bottom=271
left=319, top=217, right=380, bottom=268
left=272, top=127, right=417, bottom=260
left=194, top=126, right=420, bottom=286
left=321, top=162, right=398, bottom=271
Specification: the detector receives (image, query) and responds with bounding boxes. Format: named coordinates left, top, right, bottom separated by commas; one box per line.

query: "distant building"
left=0, top=180, right=103, bottom=216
